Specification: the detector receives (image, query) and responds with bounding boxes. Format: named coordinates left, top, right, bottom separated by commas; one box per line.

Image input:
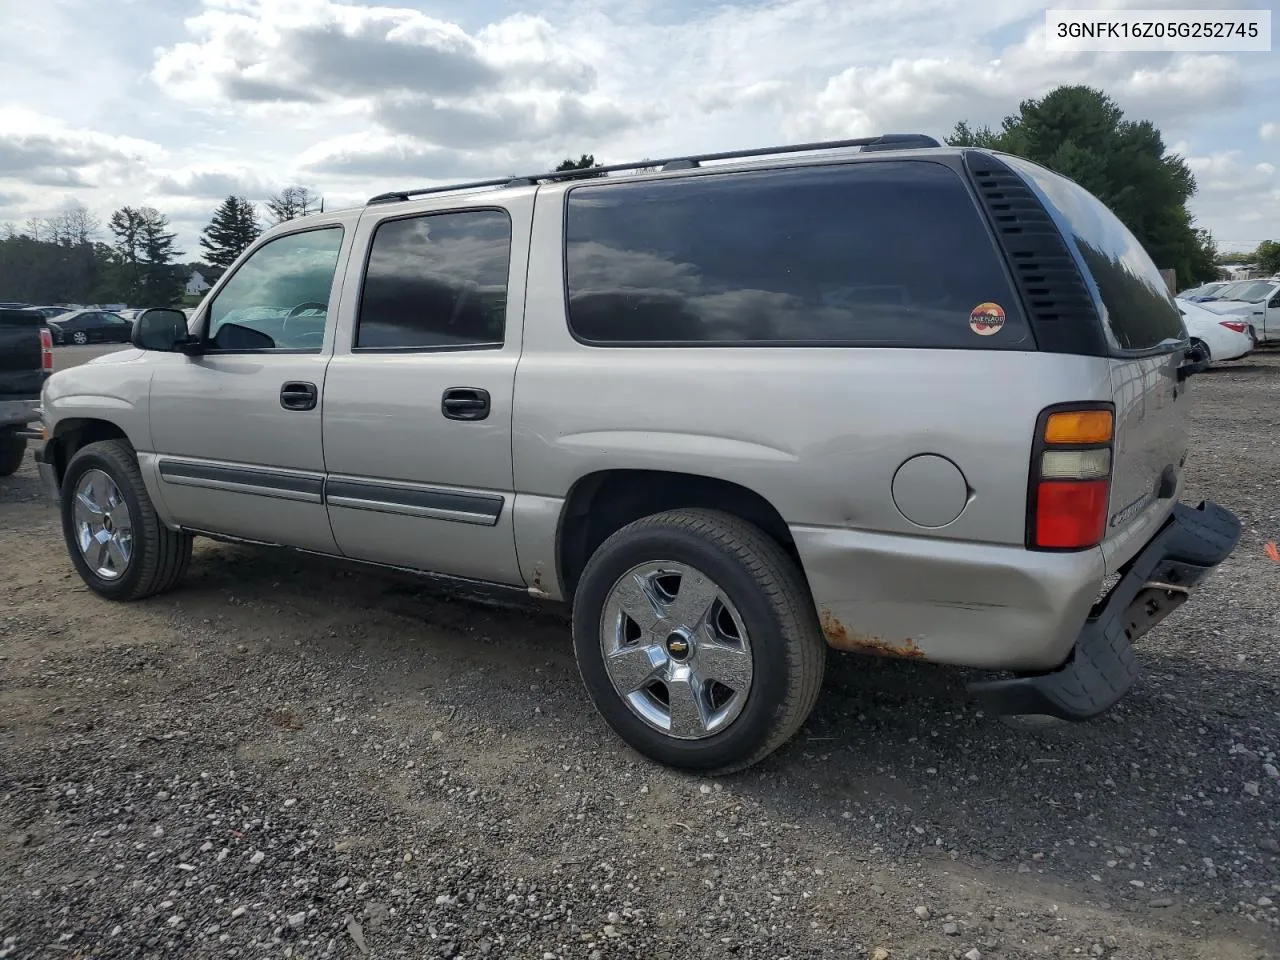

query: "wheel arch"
left=47, top=418, right=131, bottom=486
left=555, top=469, right=805, bottom=603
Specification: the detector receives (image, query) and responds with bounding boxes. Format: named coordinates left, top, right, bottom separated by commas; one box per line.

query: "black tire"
left=1191, top=338, right=1210, bottom=362
left=0, top=435, right=26, bottom=476
left=60, top=439, right=192, bottom=601
left=572, top=508, right=826, bottom=775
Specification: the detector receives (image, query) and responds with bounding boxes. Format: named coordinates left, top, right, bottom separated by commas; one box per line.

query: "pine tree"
left=139, top=208, right=184, bottom=305
left=108, top=206, right=184, bottom=305
left=200, top=196, right=261, bottom=268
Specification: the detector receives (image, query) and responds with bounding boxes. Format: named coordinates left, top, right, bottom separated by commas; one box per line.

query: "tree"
left=551, top=154, right=605, bottom=181
left=1254, top=240, right=1280, bottom=276
left=108, top=206, right=184, bottom=305
left=200, top=196, right=261, bottom=268
left=265, top=186, right=322, bottom=225
left=108, top=206, right=146, bottom=299
left=947, top=85, right=1218, bottom=288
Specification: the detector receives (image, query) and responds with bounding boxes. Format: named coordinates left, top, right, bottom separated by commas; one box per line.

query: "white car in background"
left=1196, top=278, right=1280, bottom=344
left=1177, top=298, right=1253, bottom=364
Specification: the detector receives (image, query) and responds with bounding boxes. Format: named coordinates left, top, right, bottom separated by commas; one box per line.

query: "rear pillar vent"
left=963, top=152, right=1108, bottom=356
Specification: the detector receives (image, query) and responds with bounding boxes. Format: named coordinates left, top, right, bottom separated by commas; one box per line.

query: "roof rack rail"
left=366, top=133, right=941, bottom=204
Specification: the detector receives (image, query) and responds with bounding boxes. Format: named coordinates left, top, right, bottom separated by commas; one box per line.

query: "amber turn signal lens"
left=1044, top=409, right=1113, bottom=445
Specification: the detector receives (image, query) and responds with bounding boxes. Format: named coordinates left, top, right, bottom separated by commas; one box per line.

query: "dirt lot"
left=2, top=356, right=1279, bottom=960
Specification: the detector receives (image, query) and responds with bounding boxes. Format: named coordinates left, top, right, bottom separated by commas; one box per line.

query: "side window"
left=563, top=161, right=1031, bottom=348
left=207, top=227, right=344, bottom=352
left=355, top=209, right=511, bottom=350
left=1001, top=156, right=1183, bottom=353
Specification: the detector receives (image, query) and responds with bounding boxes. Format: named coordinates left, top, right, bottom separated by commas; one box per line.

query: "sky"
left=0, top=0, right=1275, bottom=258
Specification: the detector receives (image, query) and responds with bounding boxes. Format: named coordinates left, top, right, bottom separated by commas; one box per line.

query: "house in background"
left=186, top=270, right=210, bottom=297
left=1220, top=263, right=1261, bottom=281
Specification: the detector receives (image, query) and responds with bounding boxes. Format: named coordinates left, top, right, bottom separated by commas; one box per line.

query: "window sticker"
left=969, top=302, right=1006, bottom=336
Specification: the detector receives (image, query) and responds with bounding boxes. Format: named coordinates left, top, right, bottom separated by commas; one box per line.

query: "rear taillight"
left=1028, top=404, right=1115, bottom=550
left=1219, top=320, right=1249, bottom=334
left=39, top=327, right=53, bottom=372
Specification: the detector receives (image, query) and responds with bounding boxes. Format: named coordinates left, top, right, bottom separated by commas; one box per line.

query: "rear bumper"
left=791, top=523, right=1106, bottom=671
left=0, top=398, right=38, bottom=430
left=968, top=500, right=1240, bottom=720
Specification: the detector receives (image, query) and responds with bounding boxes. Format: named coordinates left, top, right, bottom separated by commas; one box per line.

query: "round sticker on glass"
left=969, top=302, right=1006, bottom=336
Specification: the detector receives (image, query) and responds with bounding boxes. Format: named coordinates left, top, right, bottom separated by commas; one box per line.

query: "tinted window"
left=356, top=209, right=511, bottom=350
left=563, top=161, right=1030, bottom=348
left=208, top=227, right=344, bottom=352
left=1002, top=156, right=1183, bottom=352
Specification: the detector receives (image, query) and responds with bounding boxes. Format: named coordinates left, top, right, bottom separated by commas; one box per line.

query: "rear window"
left=1001, top=156, right=1184, bottom=352
left=563, top=160, right=1031, bottom=348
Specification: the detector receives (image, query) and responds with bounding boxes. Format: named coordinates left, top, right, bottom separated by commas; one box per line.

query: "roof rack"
left=366, top=133, right=941, bottom=205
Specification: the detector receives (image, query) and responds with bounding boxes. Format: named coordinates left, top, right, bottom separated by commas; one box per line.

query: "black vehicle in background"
left=0, top=307, right=52, bottom=476
left=46, top=309, right=132, bottom=345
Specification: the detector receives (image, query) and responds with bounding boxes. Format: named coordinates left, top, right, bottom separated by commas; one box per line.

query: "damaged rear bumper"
left=968, top=499, right=1240, bottom=721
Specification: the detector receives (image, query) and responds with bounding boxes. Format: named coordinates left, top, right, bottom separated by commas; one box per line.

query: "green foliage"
left=109, top=206, right=185, bottom=306
left=551, top=154, right=605, bottom=181
left=200, top=196, right=261, bottom=268
left=947, top=85, right=1218, bottom=288
left=0, top=207, right=116, bottom=305
left=1254, top=240, right=1280, bottom=276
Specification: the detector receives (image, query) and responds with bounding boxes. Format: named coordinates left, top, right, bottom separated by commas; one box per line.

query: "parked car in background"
left=1177, top=298, right=1254, bottom=363
left=29, top=306, right=75, bottom=319
left=0, top=307, right=52, bottom=476
left=46, top=309, right=132, bottom=345
left=1197, top=278, right=1280, bottom=344
left=1177, top=281, right=1230, bottom=302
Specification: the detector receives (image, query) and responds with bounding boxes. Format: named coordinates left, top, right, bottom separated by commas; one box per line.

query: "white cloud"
left=788, top=31, right=1244, bottom=144
left=154, top=166, right=278, bottom=199
left=1183, top=148, right=1280, bottom=247
left=0, top=0, right=1273, bottom=252
left=0, top=108, right=162, bottom=188
left=151, top=0, right=618, bottom=154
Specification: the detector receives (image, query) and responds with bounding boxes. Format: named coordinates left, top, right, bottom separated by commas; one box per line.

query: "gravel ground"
left=2, top=354, right=1279, bottom=960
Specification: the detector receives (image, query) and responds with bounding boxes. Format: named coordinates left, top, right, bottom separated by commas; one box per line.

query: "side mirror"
left=132, top=308, right=194, bottom=352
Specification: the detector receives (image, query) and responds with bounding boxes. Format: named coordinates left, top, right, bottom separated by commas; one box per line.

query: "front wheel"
left=72, top=331, right=88, bottom=345
left=60, top=439, right=193, bottom=601
left=572, top=508, right=826, bottom=775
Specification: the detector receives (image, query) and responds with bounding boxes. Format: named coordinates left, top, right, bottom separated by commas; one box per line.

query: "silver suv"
left=34, top=135, right=1241, bottom=774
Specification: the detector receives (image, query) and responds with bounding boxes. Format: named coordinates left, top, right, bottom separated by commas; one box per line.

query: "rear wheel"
left=60, top=439, right=192, bottom=601
left=0, top=434, right=26, bottom=477
left=572, top=508, right=825, bottom=775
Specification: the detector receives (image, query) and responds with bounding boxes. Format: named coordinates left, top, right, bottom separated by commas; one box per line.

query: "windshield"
left=1216, top=280, right=1276, bottom=303
left=1180, top=282, right=1224, bottom=298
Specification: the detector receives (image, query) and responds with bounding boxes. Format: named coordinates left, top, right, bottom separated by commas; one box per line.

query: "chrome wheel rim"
left=73, top=331, right=87, bottom=344
left=73, top=469, right=133, bottom=581
left=600, top=561, right=754, bottom=740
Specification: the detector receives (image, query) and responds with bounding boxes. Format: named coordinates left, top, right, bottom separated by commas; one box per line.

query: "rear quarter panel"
left=514, top=185, right=1118, bottom=568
